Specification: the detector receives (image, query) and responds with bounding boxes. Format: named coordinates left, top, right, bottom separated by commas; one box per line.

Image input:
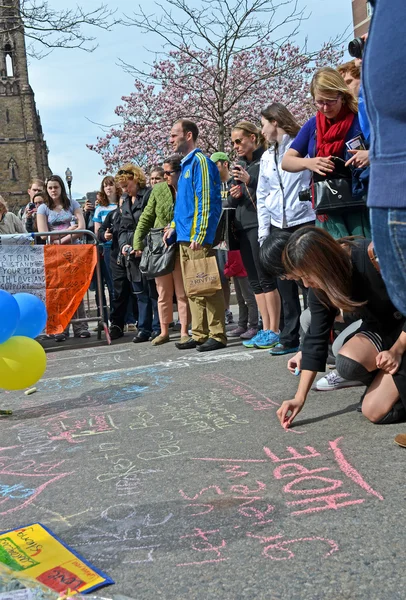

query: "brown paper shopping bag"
left=183, top=255, right=222, bottom=298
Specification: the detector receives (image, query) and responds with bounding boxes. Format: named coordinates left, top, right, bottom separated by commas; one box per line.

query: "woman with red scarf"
left=282, top=67, right=370, bottom=239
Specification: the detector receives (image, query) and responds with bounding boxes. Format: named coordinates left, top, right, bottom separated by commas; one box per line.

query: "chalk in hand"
left=294, top=367, right=301, bottom=376
left=24, top=387, right=37, bottom=396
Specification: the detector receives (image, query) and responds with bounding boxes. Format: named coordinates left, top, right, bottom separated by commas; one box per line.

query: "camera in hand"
left=348, top=37, right=365, bottom=59
left=298, top=188, right=312, bottom=203
left=28, top=202, right=36, bottom=210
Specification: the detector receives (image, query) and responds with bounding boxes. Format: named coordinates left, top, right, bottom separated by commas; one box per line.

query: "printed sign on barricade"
left=0, top=523, right=114, bottom=594
left=0, top=244, right=97, bottom=334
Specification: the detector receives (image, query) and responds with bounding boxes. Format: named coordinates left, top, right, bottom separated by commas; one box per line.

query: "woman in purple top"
left=282, top=68, right=370, bottom=239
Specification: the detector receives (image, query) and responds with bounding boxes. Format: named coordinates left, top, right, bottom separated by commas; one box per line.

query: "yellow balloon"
left=0, top=336, right=47, bottom=391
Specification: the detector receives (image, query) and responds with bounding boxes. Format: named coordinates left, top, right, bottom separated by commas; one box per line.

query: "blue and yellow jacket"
left=172, top=149, right=222, bottom=245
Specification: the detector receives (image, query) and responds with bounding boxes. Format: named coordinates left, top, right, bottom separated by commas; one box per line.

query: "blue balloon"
left=13, top=293, right=47, bottom=339
left=0, top=290, right=20, bottom=343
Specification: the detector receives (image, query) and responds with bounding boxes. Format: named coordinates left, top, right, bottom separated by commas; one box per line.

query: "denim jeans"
left=370, top=208, right=406, bottom=316
left=131, top=277, right=160, bottom=336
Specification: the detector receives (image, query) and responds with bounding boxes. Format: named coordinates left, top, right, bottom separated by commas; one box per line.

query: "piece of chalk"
left=24, top=388, right=37, bottom=396
left=294, top=367, right=301, bottom=376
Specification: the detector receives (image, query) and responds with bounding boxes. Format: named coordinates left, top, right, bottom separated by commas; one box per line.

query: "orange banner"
left=44, top=245, right=97, bottom=334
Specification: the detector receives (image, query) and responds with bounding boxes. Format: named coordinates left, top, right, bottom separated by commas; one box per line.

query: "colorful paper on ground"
left=0, top=523, right=114, bottom=594
left=0, top=244, right=97, bottom=334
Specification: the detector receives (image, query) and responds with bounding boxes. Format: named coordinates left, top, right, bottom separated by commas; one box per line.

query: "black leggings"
left=239, top=227, right=277, bottom=295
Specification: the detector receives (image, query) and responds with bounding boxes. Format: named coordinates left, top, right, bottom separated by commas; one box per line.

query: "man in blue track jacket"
left=164, top=119, right=227, bottom=351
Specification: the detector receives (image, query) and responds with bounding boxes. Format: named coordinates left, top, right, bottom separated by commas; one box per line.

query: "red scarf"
left=316, top=105, right=355, bottom=157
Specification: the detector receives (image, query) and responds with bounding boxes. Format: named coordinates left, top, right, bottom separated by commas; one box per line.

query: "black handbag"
left=312, top=177, right=366, bottom=215
left=311, top=149, right=367, bottom=215
left=139, top=228, right=176, bottom=279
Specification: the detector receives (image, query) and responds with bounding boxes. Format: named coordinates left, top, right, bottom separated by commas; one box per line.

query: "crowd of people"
left=8, top=3, right=406, bottom=439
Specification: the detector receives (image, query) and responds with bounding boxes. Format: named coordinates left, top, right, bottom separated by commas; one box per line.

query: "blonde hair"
left=310, top=67, right=358, bottom=114
left=0, top=195, right=8, bottom=213
left=115, top=163, right=147, bottom=189
left=232, top=121, right=268, bottom=150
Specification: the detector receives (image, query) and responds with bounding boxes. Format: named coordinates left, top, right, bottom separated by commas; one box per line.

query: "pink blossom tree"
left=88, top=0, right=343, bottom=172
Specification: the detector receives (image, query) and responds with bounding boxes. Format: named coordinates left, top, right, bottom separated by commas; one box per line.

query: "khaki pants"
left=155, top=253, right=190, bottom=326
left=179, top=243, right=227, bottom=345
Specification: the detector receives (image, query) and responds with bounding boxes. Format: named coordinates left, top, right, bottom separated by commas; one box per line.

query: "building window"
left=366, top=1, right=373, bottom=17
left=8, top=158, right=18, bottom=180
left=4, top=44, right=14, bottom=77
left=6, top=109, right=10, bottom=123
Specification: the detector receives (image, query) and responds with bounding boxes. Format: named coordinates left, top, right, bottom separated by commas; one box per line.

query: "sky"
left=27, top=0, right=354, bottom=198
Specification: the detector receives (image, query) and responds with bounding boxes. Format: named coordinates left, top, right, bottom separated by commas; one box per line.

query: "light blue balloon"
left=13, top=293, right=47, bottom=339
left=0, top=290, right=20, bottom=343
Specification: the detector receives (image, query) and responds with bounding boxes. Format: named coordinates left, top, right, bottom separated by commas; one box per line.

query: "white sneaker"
left=314, top=370, right=364, bottom=391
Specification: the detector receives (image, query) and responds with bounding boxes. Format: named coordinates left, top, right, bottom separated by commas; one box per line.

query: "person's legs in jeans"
left=71, top=300, right=90, bottom=337
left=148, top=279, right=161, bottom=335
left=237, top=276, right=258, bottom=329
left=234, top=277, right=248, bottom=330
left=132, top=277, right=153, bottom=337
left=371, top=208, right=406, bottom=315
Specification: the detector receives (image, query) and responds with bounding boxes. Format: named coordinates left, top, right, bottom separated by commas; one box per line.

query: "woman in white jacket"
left=257, top=103, right=315, bottom=355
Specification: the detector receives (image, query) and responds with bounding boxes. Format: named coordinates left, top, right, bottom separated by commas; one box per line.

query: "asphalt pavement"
left=1, top=325, right=405, bottom=600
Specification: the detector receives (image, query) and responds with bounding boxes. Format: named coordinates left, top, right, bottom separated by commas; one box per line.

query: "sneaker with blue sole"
left=254, top=330, right=279, bottom=349
left=242, top=330, right=265, bottom=348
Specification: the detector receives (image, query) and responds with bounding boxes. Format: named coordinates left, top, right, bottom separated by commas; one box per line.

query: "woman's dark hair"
left=260, top=229, right=293, bottom=277
left=163, top=154, right=182, bottom=172
left=99, top=175, right=121, bottom=207
left=282, top=226, right=364, bottom=311
left=45, top=175, right=70, bottom=210
left=33, top=191, right=45, bottom=201
left=261, top=102, right=301, bottom=138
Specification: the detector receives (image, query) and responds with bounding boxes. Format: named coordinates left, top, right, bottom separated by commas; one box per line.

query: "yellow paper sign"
left=0, top=523, right=113, bottom=595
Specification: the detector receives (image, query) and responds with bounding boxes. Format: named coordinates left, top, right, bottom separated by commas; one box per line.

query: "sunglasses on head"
left=117, top=170, right=134, bottom=176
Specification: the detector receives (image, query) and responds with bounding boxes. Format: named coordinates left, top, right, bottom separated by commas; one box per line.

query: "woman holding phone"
left=227, top=121, right=281, bottom=351
left=93, top=176, right=120, bottom=323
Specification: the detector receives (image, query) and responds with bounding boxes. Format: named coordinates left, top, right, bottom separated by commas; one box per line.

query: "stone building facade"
left=0, top=0, right=51, bottom=212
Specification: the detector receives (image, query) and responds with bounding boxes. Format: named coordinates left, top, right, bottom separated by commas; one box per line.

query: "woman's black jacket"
left=226, top=146, right=265, bottom=232
left=301, top=238, right=406, bottom=374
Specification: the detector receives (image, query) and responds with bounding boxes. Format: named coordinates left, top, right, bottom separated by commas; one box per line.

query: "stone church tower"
left=0, top=0, right=51, bottom=211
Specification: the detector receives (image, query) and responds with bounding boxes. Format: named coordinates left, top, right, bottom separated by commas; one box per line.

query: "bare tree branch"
left=0, top=0, right=123, bottom=58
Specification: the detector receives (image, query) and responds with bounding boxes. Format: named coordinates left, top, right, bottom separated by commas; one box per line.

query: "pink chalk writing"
left=246, top=532, right=339, bottom=560
left=177, top=437, right=382, bottom=566
left=329, top=437, right=384, bottom=501
left=201, top=374, right=305, bottom=434
left=287, top=494, right=365, bottom=516
left=47, top=413, right=118, bottom=444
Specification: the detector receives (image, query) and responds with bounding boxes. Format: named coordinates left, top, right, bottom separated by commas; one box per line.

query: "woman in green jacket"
left=133, top=155, right=189, bottom=346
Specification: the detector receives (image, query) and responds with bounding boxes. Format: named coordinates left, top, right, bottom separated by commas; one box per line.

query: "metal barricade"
left=34, top=229, right=111, bottom=344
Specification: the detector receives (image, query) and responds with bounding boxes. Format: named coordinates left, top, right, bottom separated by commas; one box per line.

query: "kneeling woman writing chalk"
left=261, top=227, right=406, bottom=429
